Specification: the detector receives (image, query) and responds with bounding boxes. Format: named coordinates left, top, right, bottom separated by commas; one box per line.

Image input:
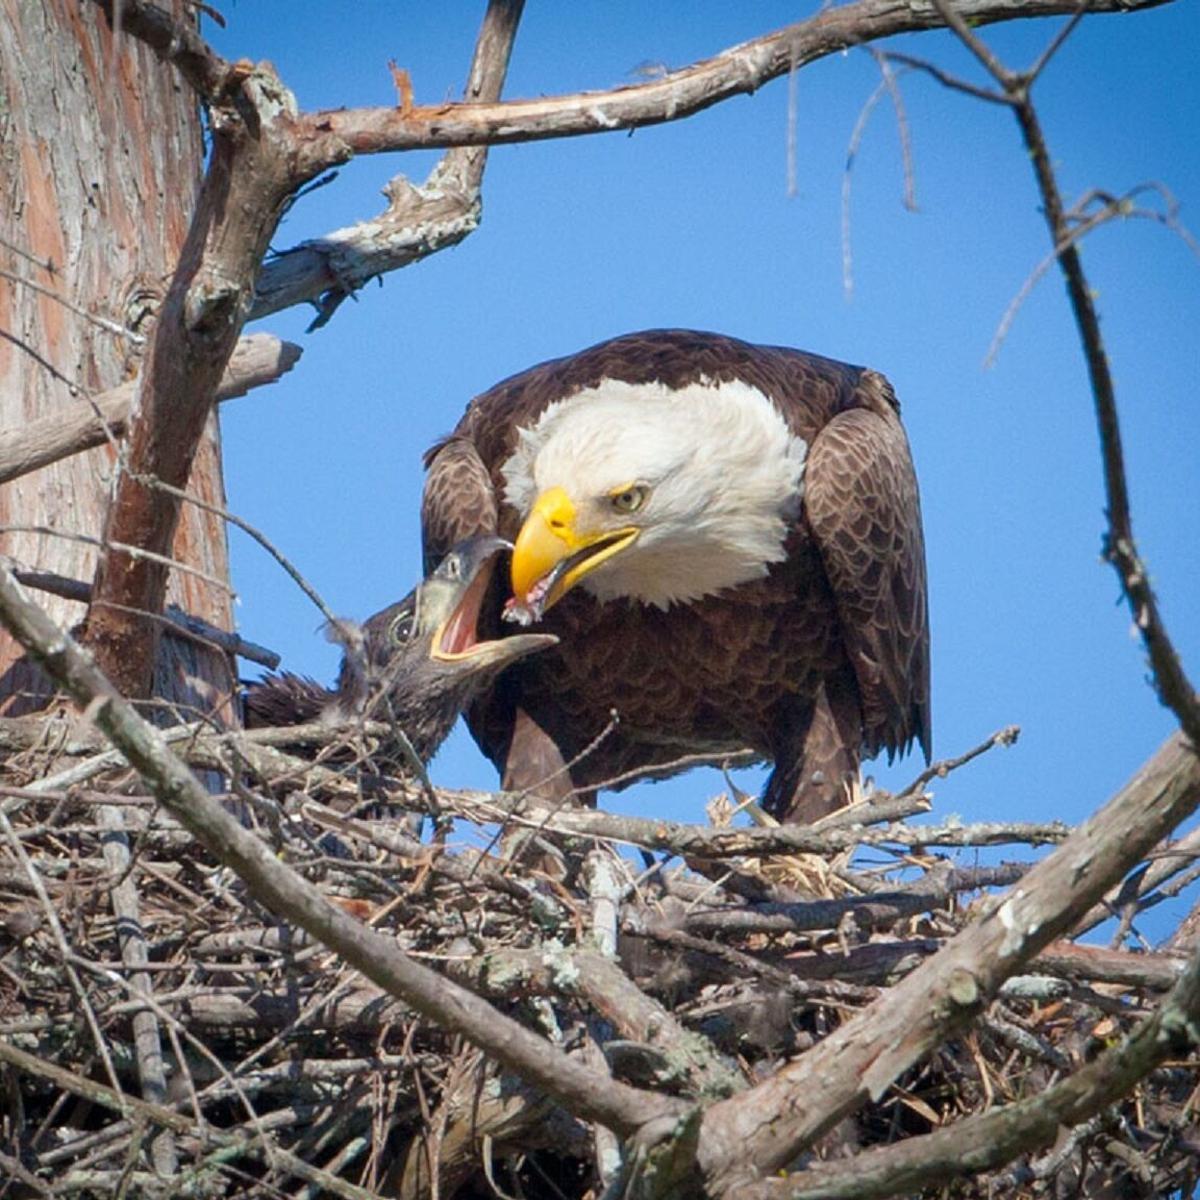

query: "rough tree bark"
left=0, top=0, right=233, bottom=720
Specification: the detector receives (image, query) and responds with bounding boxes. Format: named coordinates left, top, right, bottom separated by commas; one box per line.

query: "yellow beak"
left=510, top=486, right=639, bottom=612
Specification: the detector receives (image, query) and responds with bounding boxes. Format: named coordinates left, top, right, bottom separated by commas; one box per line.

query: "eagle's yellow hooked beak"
left=510, top=486, right=638, bottom=613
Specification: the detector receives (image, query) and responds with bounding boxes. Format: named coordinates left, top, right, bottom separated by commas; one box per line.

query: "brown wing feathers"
left=421, top=330, right=931, bottom=820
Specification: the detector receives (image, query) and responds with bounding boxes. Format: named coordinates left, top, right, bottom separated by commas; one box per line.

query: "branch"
left=82, top=59, right=340, bottom=697
left=0, top=561, right=278, bottom=667
left=0, top=565, right=683, bottom=1141
left=0, top=333, right=301, bottom=487
left=445, top=790, right=1072, bottom=856
left=1008, top=91, right=1200, bottom=747
left=250, top=0, right=524, bottom=322
left=684, top=733, right=1200, bottom=1193
left=81, top=4, right=527, bottom=692
left=299, top=0, right=1170, bottom=156
left=740, top=941, right=1200, bottom=1200
left=92, top=0, right=237, bottom=101
left=0, top=1038, right=384, bottom=1200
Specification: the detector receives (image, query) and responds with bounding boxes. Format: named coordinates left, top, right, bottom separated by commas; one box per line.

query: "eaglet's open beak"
left=431, top=536, right=558, bottom=664
left=509, top=486, right=639, bottom=618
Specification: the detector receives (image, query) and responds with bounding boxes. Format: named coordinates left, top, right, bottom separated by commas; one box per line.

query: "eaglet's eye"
left=609, top=484, right=648, bottom=514
left=389, top=610, right=415, bottom=646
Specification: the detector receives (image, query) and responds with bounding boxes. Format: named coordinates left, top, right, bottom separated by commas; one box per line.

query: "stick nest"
left=0, top=715, right=1196, bottom=1199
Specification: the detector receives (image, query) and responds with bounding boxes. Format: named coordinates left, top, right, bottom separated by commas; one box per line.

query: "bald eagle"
left=244, top=535, right=557, bottom=766
left=422, top=330, right=930, bottom=822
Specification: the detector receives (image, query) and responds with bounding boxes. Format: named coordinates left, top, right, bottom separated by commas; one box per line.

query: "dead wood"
left=1, top=561, right=1198, bottom=1199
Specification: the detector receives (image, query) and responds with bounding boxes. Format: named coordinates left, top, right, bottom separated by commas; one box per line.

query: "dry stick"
left=896, top=724, right=1020, bottom=798
left=0, top=333, right=300, bottom=487
left=62, top=947, right=280, bottom=1159
left=929, top=5, right=1200, bottom=750
left=841, top=63, right=909, bottom=297
left=1075, top=824, right=1200, bottom=940
left=683, top=734, right=1200, bottom=1194
left=0, top=525, right=233, bottom=597
left=241, top=0, right=1159, bottom=319
left=132, top=473, right=347, bottom=643
left=0, top=810, right=125, bottom=1101
left=96, top=803, right=177, bottom=1176
left=0, top=713, right=1064, bottom=858
left=685, top=10, right=1200, bottom=1188
left=260, top=0, right=525, bottom=327
left=449, top=790, right=1071, bottom=857
left=984, top=183, right=1200, bottom=366
left=5, top=561, right=278, bottom=668
left=586, top=848, right=629, bottom=1187
left=0, top=1039, right=382, bottom=1200
left=301, top=0, right=1169, bottom=156
left=0, top=567, right=681, bottom=1141
left=740, top=942, right=1200, bottom=1200
left=0, top=261, right=141, bottom=346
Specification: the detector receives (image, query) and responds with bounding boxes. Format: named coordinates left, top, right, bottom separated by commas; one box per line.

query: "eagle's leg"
left=499, top=707, right=590, bottom=872
left=501, top=707, right=578, bottom=801
left=764, top=672, right=862, bottom=824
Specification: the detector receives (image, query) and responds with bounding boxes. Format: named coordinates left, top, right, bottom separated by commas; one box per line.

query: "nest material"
left=0, top=717, right=1197, bottom=1200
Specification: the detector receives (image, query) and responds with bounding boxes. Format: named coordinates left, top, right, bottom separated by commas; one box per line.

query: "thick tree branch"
left=680, top=734, right=1200, bottom=1194
left=82, top=60, right=341, bottom=697
left=300, top=0, right=1170, bottom=156
left=740, top=942, right=1200, bottom=1200
left=93, top=0, right=236, bottom=101
left=252, top=0, right=1167, bottom=322
left=0, top=333, right=300, bottom=487
left=0, top=565, right=683, bottom=1141
left=82, top=4, right=526, bottom=693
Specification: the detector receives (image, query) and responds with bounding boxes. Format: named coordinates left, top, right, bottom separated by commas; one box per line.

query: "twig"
left=0, top=262, right=142, bottom=344
left=0, top=525, right=234, bottom=596
left=688, top=732, right=1200, bottom=1189
left=96, top=803, right=177, bottom=1175
left=0, top=810, right=126, bottom=1101
left=739, top=942, right=1200, bottom=1199
left=931, top=0, right=1200, bottom=747
left=898, top=725, right=1020, bottom=797
left=0, top=564, right=683, bottom=1141
left=4, top=560, right=278, bottom=667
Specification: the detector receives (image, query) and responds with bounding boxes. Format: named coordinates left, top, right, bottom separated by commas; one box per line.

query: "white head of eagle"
left=501, top=377, right=808, bottom=610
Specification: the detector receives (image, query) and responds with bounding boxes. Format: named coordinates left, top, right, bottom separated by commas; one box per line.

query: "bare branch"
left=898, top=724, right=1020, bottom=797
left=971, top=12, right=1200, bottom=749
left=688, top=733, right=1200, bottom=1191
left=91, top=0, right=237, bottom=101
left=0, top=564, right=684, bottom=1141
left=300, top=0, right=1168, bottom=156
left=0, top=333, right=300, bottom=487
left=741, top=942, right=1200, bottom=1199
left=3, top=561, right=278, bottom=668
left=251, top=0, right=524, bottom=323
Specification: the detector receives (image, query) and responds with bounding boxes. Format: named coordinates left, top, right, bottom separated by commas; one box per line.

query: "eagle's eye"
left=389, top=610, right=415, bottom=646
left=609, top=484, right=648, bottom=514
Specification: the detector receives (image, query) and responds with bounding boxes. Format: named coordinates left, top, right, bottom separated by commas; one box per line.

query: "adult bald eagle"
left=422, top=330, right=930, bottom=822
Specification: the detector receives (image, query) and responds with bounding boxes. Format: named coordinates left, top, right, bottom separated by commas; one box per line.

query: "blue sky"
left=208, top=5, right=1198, bottom=934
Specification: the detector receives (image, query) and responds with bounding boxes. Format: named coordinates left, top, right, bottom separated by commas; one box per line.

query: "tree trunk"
left=0, top=0, right=234, bottom=721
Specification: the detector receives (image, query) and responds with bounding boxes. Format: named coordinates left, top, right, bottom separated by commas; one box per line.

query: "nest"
left=0, top=714, right=1197, bottom=1199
